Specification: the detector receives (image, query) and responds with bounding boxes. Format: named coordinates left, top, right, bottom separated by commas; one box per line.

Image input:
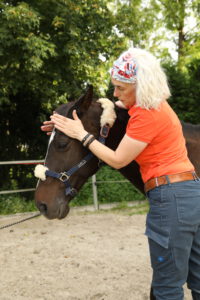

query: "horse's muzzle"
left=36, top=200, right=70, bottom=220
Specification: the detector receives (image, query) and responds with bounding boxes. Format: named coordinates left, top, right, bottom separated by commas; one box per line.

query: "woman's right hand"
left=41, top=120, right=54, bottom=135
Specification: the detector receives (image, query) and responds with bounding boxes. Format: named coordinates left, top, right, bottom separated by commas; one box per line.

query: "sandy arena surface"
left=0, top=209, right=192, bottom=300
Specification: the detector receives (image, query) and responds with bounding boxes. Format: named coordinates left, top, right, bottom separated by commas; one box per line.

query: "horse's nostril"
left=39, top=203, right=47, bottom=214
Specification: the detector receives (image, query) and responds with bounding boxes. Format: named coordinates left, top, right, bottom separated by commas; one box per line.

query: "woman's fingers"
left=50, top=112, right=85, bottom=140
left=46, top=131, right=52, bottom=136
left=41, top=120, right=54, bottom=135
left=41, top=125, right=53, bottom=130
left=51, top=113, right=67, bottom=121
left=43, top=120, right=54, bottom=125
left=51, top=114, right=65, bottom=125
left=72, top=109, right=79, bottom=120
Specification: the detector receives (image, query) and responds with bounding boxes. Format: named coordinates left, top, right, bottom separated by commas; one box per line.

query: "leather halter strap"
left=45, top=125, right=110, bottom=197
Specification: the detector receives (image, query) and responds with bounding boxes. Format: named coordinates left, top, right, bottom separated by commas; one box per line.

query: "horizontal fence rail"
left=0, top=188, right=35, bottom=195
left=0, top=160, right=44, bottom=165
left=0, top=160, right=45, bottom=196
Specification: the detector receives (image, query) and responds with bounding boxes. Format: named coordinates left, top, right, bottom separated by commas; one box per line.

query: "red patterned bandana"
left=111, top=49, right=137, bottom=83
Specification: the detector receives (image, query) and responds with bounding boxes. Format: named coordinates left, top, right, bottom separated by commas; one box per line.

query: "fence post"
left=92, top=174, right=99, bottom=210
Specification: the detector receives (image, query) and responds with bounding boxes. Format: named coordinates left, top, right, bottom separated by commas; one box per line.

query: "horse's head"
left=34, top=86, right=116, bottom=219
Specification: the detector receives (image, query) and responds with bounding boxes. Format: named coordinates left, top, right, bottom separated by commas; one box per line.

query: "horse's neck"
left=106, top=107, right=145, bottom=194
left=181, top=121, right=200, bottom=177
left=181, top=121, right=200, bottom=141
left=106, top=107, right=129, bottom=150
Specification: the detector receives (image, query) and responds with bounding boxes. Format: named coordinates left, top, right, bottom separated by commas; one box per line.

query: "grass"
left=97, top=200, right=149, bottom=215
left=110, top=200, right=149, bottom=215
left=0, top=194, right=149, bottom=216
left=0, top=195, right=37, bottom=215
left=72, top=200, right=149, bottom=217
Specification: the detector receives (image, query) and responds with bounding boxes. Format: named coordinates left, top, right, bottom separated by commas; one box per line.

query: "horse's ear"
left=68, top=85, right=93, bottom=119
left=76, top=85, right=93, bottom=110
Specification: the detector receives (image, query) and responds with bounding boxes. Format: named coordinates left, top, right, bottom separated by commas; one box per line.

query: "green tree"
left=149, top=0, right=200, bottom=66
left=0, top=0, right=122, bottom=190
left=112, top=0, right=157, bottom=49
left=114, top=0, right=200, bottom=65
left=163, top=61, right=199, bottom=123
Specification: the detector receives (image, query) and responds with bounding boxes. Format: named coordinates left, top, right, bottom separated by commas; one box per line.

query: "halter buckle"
left=100, top=124, right=110, bottom=138
left=59, top=172, right=69, bottom=182
left=66, top=187, right=77, bottom=197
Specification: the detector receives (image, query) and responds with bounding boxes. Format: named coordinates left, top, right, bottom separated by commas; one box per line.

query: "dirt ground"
left=0, top=208, right=192, bottom=300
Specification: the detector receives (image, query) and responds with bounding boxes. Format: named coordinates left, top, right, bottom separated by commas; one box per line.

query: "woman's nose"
left=113, top=87, right=119, bottom=98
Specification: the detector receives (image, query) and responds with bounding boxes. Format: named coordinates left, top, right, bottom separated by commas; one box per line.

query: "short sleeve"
left=126, top=109, right=158, bottom=143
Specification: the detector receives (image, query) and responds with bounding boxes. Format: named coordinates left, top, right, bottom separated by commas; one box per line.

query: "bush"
left=72, top=165, right=145, bottom=206
left=0, top=194, right=36, bottom=215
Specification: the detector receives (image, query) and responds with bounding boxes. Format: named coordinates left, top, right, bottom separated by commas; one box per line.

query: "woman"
left=43, top=48, right=200, bottom=300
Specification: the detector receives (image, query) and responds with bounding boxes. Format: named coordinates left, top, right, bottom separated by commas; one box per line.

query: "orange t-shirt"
left=126, top=101, right=194, bottom=183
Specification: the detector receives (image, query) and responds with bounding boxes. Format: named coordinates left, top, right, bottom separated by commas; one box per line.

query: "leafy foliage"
left=164, top=60, right=200, bottom=123
left=0, top=194, right=36, bottom=214
left=72, top=165, right=145, bottom=207
left=0, top=0, right=122, bottom=191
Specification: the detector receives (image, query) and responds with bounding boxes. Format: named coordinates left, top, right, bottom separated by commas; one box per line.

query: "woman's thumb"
left=72, top=109, right=79, bottom=120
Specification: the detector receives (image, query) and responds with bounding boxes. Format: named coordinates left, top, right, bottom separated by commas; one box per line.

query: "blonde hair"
left=116, top=48, right=171, bottom=109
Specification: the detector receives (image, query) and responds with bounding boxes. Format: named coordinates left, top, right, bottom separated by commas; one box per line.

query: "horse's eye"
left=57, top=142, right=68, bottom=149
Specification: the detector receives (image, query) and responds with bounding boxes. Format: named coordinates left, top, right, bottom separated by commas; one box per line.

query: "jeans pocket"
left=145, top=213, right=170, bottom=249
left=175, top=193, right=200, bottom=225
left=148, top=238, right=176, bottom=274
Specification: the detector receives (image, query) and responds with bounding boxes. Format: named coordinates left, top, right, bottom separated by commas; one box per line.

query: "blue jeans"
left=146, top=180, right=200, bottom=300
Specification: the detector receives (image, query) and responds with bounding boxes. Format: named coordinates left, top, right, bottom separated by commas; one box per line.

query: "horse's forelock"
left=97, top=98, right=117, bottom=127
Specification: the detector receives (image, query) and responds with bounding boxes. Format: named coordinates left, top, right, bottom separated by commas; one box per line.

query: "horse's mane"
left=114, top=105, right=129, bottom=122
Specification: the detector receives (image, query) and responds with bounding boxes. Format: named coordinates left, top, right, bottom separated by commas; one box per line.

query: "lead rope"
left=0, top=212, right=41, bottom=230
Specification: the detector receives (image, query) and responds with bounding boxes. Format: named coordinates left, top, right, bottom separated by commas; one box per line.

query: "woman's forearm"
left=87, top=139, right=125, bottom=169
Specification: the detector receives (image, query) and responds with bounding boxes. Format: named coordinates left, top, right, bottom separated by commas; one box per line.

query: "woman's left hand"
left=50, top=110, right=88, bottom=141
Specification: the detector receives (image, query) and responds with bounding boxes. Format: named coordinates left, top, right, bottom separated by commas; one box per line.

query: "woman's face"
left=112, top=78, right=136, bottom=109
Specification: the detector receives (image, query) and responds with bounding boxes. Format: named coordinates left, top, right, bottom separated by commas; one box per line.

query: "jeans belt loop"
left=155, top=177, right=159, bottom=187
left=192, top=171, right=199, bottom=181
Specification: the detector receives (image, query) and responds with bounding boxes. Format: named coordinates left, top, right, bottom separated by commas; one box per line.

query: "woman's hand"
left=50, top=110, right=88, bottom=141
left=41, top=120, right=54, bottom=135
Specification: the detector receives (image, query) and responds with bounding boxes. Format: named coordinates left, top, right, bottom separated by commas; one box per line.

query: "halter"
left=44, top=124, right=110, bottom=197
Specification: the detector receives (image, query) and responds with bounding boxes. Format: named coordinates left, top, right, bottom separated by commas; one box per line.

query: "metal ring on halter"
left=59, top=172, right=70, bottom=182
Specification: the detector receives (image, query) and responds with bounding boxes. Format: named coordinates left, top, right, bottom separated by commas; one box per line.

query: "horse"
left=34, top=85, right=200, bottom=300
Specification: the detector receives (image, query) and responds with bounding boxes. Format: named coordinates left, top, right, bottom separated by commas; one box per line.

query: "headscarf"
left=111, top=49, right=137, bottom=84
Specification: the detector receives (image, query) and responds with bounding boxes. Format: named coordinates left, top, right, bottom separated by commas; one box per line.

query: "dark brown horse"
left=34, top=86, right=200, bottom=300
